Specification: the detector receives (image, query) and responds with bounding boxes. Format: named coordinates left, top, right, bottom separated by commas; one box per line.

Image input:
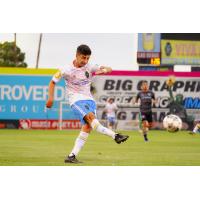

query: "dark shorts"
left=140, top=111, right=153, bottom=123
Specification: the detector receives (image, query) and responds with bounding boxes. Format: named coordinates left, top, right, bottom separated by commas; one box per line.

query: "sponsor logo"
left=85, top=71, right=89, bottom=78
left=19, top=119, right=81, bottom=129
left=165, top=42, right=172, bottom=56
left=54, top=71, right=62, bottom=79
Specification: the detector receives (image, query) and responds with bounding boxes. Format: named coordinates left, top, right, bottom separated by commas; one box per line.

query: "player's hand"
left=95, top=66, right=112, bottom=75
left=166, top=75, right=176, bottom=87
left=46, top=98, right=53, bottom=108
left=95, top=68, right=107, bottom=75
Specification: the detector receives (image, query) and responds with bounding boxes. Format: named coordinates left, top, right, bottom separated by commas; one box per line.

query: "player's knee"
left=84, top=112, right=96, bottom=124
left=90, top=119, right=101, bottom=130
left=142, top=127, right=148, bottom=132
left=81, top=124, right=91, bottom=133
left=142, top=121, right=149, bottom=131
left=142, top=121, right=148, bottom=127
left=149, top=122, right=153, bottom=128
left=109, top=122, right=114, bottom=126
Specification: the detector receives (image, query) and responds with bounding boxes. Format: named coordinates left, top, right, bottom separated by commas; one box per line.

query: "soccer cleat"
left=144, top=134, right=149, bottom=142
left=64, top=154, right=82, bottom=164
left=114, top=133, right=129, bottom=144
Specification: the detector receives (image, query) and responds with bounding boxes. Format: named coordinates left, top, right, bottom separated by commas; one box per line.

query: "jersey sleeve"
left=52, top=70, right=62, bottom=83
left=52, top=67, right=70, bottom=83
left=88, top=63, right=101, bottom=73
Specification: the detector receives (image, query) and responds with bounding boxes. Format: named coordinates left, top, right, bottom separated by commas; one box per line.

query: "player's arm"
left=113, top=103, right=118, bottom=112
left=166, top=76, right=176, bottom=101
left=46, top=80, right=56, bottom=108
left=152, top=99, right=157, bottom=107
left=168, top=86, right=174, bottom=102
left=46, top=70, right=62, bottom=108
left=130, top=97, right=136, bottom=105
left=102, top=104, right=108, bottom=117
left=103, top=103, right=108, bottom=112
left=152, top=92, right=157, bottom=106
left=95, top=66, right=112, bottom=75
left=134, top=93, right=140, bottom=106
left=115, top=103, right=118, bottom=111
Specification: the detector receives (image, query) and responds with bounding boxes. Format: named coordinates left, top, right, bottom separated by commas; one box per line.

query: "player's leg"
left=138, top=112, right=143, bottom=133
left=191, top=123, right=200, bottom=134
left=84, top=112, right=129, bottom=144
left=65, top=101, right=93, bottom=163
left=65, top=123, right=91, bottom=163
left=140, top=112, right=150, bottom=141
left=142, top=120, right=149, bottom=141
left=142, top=112, right=153, bottom=141
left=71, top=124, right=91, bottom=156
left=70, top=100, right=129, bottom=145
left=107, top=117, right=114, bottom=130
left=114, top=118, right=118, bottom=130
left=148, top=112, right=153, bottom=129
left=111, top=117, right=117, bottom=130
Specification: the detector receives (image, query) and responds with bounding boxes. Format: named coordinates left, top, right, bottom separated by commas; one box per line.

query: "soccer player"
left=135, top=81, right=156, bottom=142
left=166, top=75, right=194, bottom=130
left=104, top=98, right=118, bottom=130
left=46, top=44, right=129, bottom=163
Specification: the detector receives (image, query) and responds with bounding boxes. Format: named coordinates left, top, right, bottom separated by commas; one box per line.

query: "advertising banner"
left=161, top=40, right=200, bottom=65
left=19, top=119, right=81, bottom=129
left=0, top=75, right=77, bottom=120
left=1, top=71, right=200, bottom=130
left=92, top=71, right=200, bottom=130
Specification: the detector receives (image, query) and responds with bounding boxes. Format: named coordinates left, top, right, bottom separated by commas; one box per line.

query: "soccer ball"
left=163, top=114, right=182, bottom=132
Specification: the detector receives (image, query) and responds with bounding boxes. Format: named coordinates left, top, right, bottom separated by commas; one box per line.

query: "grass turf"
left=0, top=129, right=200, bottom=166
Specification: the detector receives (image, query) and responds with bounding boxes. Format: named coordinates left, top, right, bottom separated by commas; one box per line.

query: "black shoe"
left=114, top=133, right=129, bottom=144
left=64, top=154, right=82, bottom=164
left=144, top=134, right=149, bottom=142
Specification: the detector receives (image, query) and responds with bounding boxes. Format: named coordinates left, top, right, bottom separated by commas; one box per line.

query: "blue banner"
left=0, top=75, right=77, bottom=120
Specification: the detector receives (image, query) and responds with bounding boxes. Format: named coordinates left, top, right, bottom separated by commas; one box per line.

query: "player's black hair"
left=108, top=98, right=114, bottom=102
left=142, top=80, right=148, bottom=84
left=77, top=44, right=92, bottom=55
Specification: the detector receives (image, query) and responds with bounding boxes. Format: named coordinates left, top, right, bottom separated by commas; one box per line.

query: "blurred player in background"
left=166, top=75, right=194, bottom=130
left=104, top=98, right=118, bottom=130
left=46, top=44, right=129, bottom=163
left=135, top=81, right=156, bottom=142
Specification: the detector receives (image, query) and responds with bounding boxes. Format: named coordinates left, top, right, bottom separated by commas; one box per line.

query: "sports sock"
left=193, top=125, right=199, bottom=133
left=69, top=131, right=89, bottom=157
left=143, top=131, right=148, bottom=141
left=91, top=119, right=116, bottom=139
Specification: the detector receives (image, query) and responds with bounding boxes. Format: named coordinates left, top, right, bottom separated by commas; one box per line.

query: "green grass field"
left=0, top=129, right=200, bottom=166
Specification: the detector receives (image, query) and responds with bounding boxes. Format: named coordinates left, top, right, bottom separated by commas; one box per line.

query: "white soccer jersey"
left=105, top=103, right=118, bottom=118
left=52, top=63, right=100, bottom=105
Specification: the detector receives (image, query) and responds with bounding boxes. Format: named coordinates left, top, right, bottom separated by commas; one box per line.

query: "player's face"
left=109, top=99, right=114, bottom=104
left=141, top=82, right=149, bottom=91
left=76, top=53, right=90, bottom=67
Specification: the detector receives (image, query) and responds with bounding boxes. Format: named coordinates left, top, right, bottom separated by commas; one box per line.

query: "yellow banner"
left=161, top=40, right=200, bottom=65
left=0, top=67, right=57, bottom=75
